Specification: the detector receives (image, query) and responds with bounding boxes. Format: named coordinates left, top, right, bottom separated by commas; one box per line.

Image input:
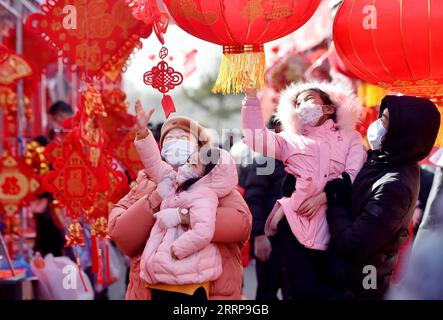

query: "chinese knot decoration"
left=26, top=0, right=152, bottom=81
left=333, top=0, right=443, bottom=145
left=162, top=0, right=321, bottom=94
left=143, top=47, right=183, bottom=118
left=126, top=0, right=183, bottom=118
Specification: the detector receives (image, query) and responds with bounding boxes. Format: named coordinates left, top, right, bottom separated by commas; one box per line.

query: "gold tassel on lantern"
left=212, top=44, right=265, bottom=95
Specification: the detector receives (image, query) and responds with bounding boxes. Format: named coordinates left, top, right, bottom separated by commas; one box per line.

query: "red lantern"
left=333, top=0, right=443, bottom=98
left=163, top=0, right=320, bottom=94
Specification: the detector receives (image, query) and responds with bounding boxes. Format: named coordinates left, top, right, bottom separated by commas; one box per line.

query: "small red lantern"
left=163, top=0, right=321, bottom=94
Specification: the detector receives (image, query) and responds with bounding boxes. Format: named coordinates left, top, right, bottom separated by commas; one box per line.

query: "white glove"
left=154, top=208, right=181, bottom=229
left=156, top=173, right=177, bottom=200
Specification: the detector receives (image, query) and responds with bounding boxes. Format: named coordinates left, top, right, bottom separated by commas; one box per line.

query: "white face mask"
left=176, top=164, right=200, bottom=185
left=161, top=139, right=196, bottom=167
left=367, top=118, right=387, bottom=150
left=296, top=102, right=324, bottom=127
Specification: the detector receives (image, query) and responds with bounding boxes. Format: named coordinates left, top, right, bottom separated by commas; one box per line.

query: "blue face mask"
left=367, top=118, right=387, bottom=150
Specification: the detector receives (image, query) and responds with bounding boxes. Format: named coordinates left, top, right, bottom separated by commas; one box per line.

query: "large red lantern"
left=163, top=0, right=320, bottom=94
left=333, top=0, right=443, bottom=98
left=333, top=0, right=443, bottom=145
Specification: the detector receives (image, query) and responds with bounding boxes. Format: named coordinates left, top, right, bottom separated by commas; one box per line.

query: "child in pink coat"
left=135, top=130, right=238, bottom=300
left=242, top=82, right=367, bottom=298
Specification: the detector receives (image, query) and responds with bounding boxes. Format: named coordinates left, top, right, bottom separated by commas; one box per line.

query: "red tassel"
left=161, top=95, right=176, bottom=119
left=75, top=246, right=88, bottom=292
left=97, top=248, right=103, bottom=285
left=90, top=234, right=98, bottom=274
left=105, top=239, right=112, bottom=285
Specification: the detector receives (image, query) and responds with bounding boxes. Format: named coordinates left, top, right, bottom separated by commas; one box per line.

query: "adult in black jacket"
left=323, top=95, right=440, bottom=299
left=245, top=155, right=289, bottom=300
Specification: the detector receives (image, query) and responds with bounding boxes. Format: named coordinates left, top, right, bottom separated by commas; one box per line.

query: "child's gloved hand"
left=157, top=173, right=177, bottom=200
left=153, top=208, right=181, bottom=229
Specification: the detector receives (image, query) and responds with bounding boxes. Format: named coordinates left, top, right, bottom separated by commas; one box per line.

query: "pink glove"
left=156, top=173, right=177, bottom=200
left=153, top=208, right=181, bottom=229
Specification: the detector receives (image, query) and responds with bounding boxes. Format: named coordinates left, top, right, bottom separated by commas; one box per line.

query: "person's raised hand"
left=135, top=100, right=155, bottom=136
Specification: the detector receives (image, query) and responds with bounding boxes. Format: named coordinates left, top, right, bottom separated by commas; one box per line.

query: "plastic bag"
left=31, top=253, right=94, bottom=300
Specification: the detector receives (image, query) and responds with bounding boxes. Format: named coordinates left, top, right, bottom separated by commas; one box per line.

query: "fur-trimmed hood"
left=275, top=81, right=362, bottom=133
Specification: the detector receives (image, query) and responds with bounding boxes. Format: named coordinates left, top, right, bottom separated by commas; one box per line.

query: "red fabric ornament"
left=0, top=44, right=10, bottom=64
left=143, top=55, right=184, bottom=93
left=113, top=130, right=145, bottom=180
left=0, top=86, right=32, bottom=140
left=0, top=153, right=40, bottom=216
left=7, top=28, right=58, bottom=73
left=43, top=149, right=98, bottom=219
left=100, top=89, right=144, bottom=179
left=163, top=0, right=321, bottom=94
left=143, top=46, right=183, bottom=118
left=333, top=0, right=443, bottom=98
left=42, top=85, right=130, bottom=283
left=26, top=0, right=152, bottom=81
left=126, top=0, right=169, bottom=44
left=0, top=53, right=33, bottom=87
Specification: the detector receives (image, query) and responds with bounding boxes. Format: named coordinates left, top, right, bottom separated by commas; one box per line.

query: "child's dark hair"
left=176, top=148, right=221, bottom=193
left=297, top=88, right=337, bottom=121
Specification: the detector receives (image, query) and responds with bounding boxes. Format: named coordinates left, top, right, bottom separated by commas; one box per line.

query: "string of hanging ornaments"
left=127, top=0, right=183, bottom=118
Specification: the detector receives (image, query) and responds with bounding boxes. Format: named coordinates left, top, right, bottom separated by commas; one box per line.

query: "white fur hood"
left=275, top=81, right=362, bottom=133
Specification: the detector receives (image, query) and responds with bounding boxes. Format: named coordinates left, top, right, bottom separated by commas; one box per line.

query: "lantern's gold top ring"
left=223, top=44, right=264, bottom=54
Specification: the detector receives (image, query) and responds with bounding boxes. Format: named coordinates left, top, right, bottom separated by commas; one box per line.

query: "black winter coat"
left=245, top=156, right=286, bottom=236
left=326, top=95, right=440, bottom=299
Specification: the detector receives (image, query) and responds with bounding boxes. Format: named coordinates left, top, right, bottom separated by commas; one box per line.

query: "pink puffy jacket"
left=136, top=134, right=238, bottom=285
left=107, top=132, right=251, bottom=299
left=242, top=82, right=367, bottom=250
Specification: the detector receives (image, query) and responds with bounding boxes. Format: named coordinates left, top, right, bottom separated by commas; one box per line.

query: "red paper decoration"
left=143, top=47, right=183, bottom=118
left=0, top=53, right=33, bottom=87
left=163, top=0, right=321, bottom=94
left=333, top=0, right=443, bottom=98
left=143, top=48, right=184, bottom=94
left=100, top=89, right=144, bottom=179
left=0, top=154, right=40, bottom=215
left=0, top=44, right=9, bottom=64
left=113, top=130, right=145, bottom=180
left=126, top=0, right=169, bottom=44
left=26, top=0, right=152, bottom=81
left=7, top=28, right=58, bottom=73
